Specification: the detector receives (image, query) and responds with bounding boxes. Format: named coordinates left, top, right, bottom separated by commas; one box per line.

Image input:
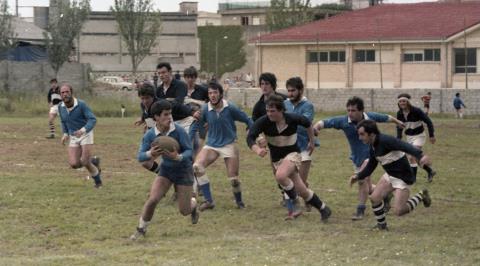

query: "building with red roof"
left=252, top=2, right=480, bottom=89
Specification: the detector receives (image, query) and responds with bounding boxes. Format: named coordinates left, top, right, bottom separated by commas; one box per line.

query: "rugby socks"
left=306, top=193, right=326, bottom=211
left=281, top=181, right=298, bottom=201
left=197, top=175, right=213, bottom=203
left=92, top=174, right=102, bottom=186
left=372, top=201, right=387, bottom=227
left=230, top=178, right=243, bottom=205
left=356, top=204, right=366, bottom=215
left=138, top=217, right=150, bottom=230
left=411, top=164, right=418, bottom=178
left=48, top=122, right=55, bottom=137
left=149, top=162, right=159, bottom=173
left=406, top=192, right=423, bottom=212
left=423, top=164, right=433, bottom=175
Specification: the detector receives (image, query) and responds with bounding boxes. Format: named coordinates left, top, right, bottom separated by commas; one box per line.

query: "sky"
left=8, top=0, right=437, bottom=16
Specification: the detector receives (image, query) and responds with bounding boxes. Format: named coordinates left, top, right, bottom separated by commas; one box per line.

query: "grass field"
left=1, top=115, right=479, bottom=265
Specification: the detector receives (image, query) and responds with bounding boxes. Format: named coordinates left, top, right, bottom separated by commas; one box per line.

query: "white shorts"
left=406, top=133, right=426, bottom=147
left=49, top=105, right=59, bottom=115
left=353, top=159, right=369, bottom=174
left=300, top=150, right=311, bottom=162
left=382, top=173, right=410, bottom=190
left=203, top=143, right=238, bottom=158
left=272, top=152, right=302, bottom=171
left=69, top=131, right=94, bottom=147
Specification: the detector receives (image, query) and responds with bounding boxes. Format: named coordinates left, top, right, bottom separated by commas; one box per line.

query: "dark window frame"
left=355, top=49, right=375, bottom=62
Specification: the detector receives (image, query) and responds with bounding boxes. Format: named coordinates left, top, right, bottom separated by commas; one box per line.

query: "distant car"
left=97, top=76, right=134, bottom=91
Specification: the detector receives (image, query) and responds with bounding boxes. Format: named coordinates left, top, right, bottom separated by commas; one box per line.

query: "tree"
left=44, top=0, right=90, bottom=78
left=266, top=0, right=314, bottom=32
left=198, top=25, right=246, bottom=79
left=0, top=0, right=16, bottom=57
left=111, top=0, right=162, bottom=75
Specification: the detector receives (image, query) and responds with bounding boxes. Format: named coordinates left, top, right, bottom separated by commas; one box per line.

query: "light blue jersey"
left=58, top=98, right=96, bottom=135
left=323, top=112, right=389, bottom=167
left=199, top=100, right=253, bottom=148
left=284, top=97, right=315, bottom=151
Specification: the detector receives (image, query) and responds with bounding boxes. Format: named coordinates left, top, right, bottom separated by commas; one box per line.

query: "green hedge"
left=198, top=25, right=246, bottom=79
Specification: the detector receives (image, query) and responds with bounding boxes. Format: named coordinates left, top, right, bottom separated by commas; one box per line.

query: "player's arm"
left=296, top=114, right=315, bottom=155
left=396, top=111, right=404, bottom=139
left=80, top=102, right=97, bottom=135
left=59, top=111, right=70, bottom=145
left=418, top=108, right=435, bottom=144
left=231, top=104, right=254, bottom=129
left=387, top=114, right=405, bottom=129
left=137, top=131, right=161, bottom=162
left=246, top=118, right=267, bottom=157
left=351, top=150, right=378, bottom=186
left=171, top=129, right=193, bottom=162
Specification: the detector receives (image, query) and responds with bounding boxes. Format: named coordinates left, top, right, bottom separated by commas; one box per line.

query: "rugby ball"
left=151, top=136, right=180, bottom=152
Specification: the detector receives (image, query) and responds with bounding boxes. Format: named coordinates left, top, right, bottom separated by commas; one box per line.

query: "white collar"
left=154, top=120, right=176, bottom=136
left=208, top=99, right=229, bottom=112
left=61, top=98, right=78, bottom=109
left=348, top=112, right=370, bottom=124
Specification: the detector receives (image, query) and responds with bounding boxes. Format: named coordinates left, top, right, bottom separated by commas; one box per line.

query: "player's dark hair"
left=184, top=66, right=198, bottom=78
left=259, top=72, right=277, bottom=90
left=346, top=96, right=364, bottom=111
left=156, top=62, right=172, bottom=71
left=208, top=82, right=224, bottom=96
left=50, top=78, right=57, bottom=83
left=455, top=92, right=460, bottom=97
left=397, top=93, right=411, bottom=99
left=266, top=94, right=286, bottom=112
left=138, top=83, right=156, bottom=97
left=151, top=100, right=172, bottom=117
left=357, top=119, right=380, bottom=135
left=286, top=77, right=304, bottom=91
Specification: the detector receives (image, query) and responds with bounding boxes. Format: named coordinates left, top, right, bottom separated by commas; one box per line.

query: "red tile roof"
left=253, top=2, right=480, bottom=43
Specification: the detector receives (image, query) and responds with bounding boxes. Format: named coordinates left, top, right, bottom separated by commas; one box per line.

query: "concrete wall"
left=0, top=61, right=89, bottom=92
left=226, top=87, right=480, bottom=115
left=79, top=12, right=199, bottom=74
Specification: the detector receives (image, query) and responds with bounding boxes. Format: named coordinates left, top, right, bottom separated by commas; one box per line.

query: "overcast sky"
left=8, top=0, right=437, bottom=16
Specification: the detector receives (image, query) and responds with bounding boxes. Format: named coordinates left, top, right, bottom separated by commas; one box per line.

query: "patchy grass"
left=0, top=115, right=479, bottom=265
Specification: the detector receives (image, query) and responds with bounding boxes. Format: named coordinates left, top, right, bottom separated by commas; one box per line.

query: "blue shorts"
left=159, top=165, right=194, bottom=186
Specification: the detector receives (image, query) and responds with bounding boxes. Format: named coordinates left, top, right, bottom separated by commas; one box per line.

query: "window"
left=355, top=50, right=375, bottom=62
left=455, top=48, right=477, bottom=73
left=319, top=52, right=328, bottom=62
left=424, top=49, right=440, bottom=61
left=241, top=16, right=249, bottom=25
left=404, top=49, right=440, bottom=62
left=307, top=51, right=346, bottom=63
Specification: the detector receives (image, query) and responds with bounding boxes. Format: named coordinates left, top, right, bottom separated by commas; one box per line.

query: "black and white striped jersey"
left=357, top=133, right=423, bottom=185
left=396, top=106, right=435, bottom=138
left=247, top=113, right=311, bottom=163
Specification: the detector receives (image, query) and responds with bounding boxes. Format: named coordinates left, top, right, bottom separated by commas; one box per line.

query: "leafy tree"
left=44, top=0, right=90, bottom=78
left=266, top=0, right=314, bottom=32
left=0, top=0, right=16, bottom=57
left=111, top=0, right=162, bottom=75
left=198, top=25, right=246, bottom=79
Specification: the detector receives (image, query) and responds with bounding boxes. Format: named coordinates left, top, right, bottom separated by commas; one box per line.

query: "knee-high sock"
left=406, top=192, right=423, bottom=212
left=230, top=177, right=243, bottom=203
left=372, top=201, right=386, bottom=226
left=197, top=175, right=213, bottom=203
